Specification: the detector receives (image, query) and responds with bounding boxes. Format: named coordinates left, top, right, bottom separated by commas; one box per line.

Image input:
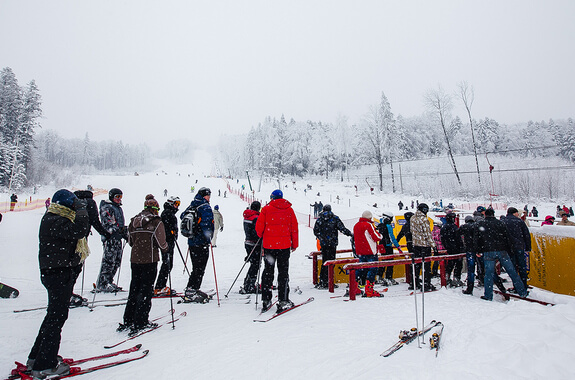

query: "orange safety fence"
left=0, top=188, right=108, bottom=213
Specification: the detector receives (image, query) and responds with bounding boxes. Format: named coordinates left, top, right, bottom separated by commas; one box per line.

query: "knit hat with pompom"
left=144, top=194, right=159, bottom=209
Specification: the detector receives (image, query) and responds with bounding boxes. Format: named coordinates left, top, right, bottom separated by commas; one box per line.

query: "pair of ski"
left=104, top=311, right=187, bottom=349
left=380, top=320, right=443, bottom=357
left=7, top=344, right=148, bottom=380
left=493, top=290, right=554, bottom=306
left=253, top=297, right=314, bottom=322
left=13, top=298, right=128, bottom=313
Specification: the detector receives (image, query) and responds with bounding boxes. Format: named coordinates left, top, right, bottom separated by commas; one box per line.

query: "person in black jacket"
left=313, top=204, right=352, bottom=289
left=440, top=213, right=464, bottom=287
left=72, top=189, right=111, bottom=305
left=502, top=207, right=531, bottom=290
left=154, top=196, right=180, bottom=295
left=26, top=189, right=90, bottom=379
left=474, top=208, right=528, bottom=300
left=396, top=212, right=414, bottom=253
left=459, top=216, right=477, bottom=294
left=240, top=201, right=263, bottom=294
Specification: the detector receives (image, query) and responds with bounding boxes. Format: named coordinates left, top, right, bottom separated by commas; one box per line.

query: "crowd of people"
left=24, top=182, right=575, bottom=378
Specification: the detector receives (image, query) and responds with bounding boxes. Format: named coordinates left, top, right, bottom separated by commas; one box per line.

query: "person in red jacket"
left=256, top=189, right=298, bottom=312
left=353, top=210, right=383, bottom=297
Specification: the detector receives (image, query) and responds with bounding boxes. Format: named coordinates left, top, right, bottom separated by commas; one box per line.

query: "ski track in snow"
left=1, top=151, right=575, bottom=379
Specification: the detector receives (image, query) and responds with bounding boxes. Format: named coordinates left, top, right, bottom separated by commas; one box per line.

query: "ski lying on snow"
left=429, top=322, right=444, bottom=357
left=104, top=311, right=186, bottom=349
left=380, top=320, right=441, bottom=357
left=13, top=298, right=129, bottom=313
left=493, top=290, right=554, bottom=306
left=253, top=297, right=314, bottom=322
left=8, top=345, right=144, bottom=379
left=12, top=349, right=149, bottom=380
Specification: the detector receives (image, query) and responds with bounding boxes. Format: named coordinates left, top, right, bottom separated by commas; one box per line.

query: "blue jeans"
left=358, top=255, right=377, bottom=283
left=465, top=251, right=475, bottom=286
left=483, top=251, right=527, bottom=300
left=509, top=249, right=528, bottom=289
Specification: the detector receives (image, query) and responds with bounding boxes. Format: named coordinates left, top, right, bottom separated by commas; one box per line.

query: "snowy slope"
left=1, top=152, right=575, bottom=380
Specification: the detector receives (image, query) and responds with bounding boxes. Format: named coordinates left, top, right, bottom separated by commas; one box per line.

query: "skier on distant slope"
left=27, top=189, right=89, bottom=379
left=96, top=188, right=127, bottom=292
left=256, top=189, right=299, bottom=312
left=182, top=187, right=214, bottom=303
left=313, top=204, right=352, bottom=289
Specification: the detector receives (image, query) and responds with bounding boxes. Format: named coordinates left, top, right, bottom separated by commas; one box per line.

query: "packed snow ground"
left=1, top=152, right=575, bottom=380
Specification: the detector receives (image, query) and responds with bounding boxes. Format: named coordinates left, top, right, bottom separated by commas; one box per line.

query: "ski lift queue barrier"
left=344, top=253, right=466, bottom=300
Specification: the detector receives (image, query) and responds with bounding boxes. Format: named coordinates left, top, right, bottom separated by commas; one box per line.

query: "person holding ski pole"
left=240, top=201, right=263, bottom=294
left=96, top=188, right=127, bottom=292
left=182, top=187, right=214, bottom=303
left=256, top=190, right=299, bottom=312
left=27, top=189, right=90, bottom=379
left=155, top=196, right=180, bottom=295
left=119, top=194, right=168, bottom=335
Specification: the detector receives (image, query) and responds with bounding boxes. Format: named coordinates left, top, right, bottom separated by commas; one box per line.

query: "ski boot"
left=277, top=300, right=295, bottom=313
left=181, top=288, right=209, bottom=304
left=364, top=281, right=383, bottom=298
left=430, top=332, right=440, bottom=348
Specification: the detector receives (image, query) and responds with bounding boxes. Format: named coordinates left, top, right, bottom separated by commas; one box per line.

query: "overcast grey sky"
left=1, top=0, right=574, bottom=145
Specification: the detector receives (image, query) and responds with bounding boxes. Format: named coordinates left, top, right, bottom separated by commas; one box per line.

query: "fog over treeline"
left=2, top=67, right=574, bottom=201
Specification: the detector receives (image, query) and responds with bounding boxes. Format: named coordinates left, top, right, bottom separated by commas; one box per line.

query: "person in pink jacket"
left=353, top=210, right=383, bottom=297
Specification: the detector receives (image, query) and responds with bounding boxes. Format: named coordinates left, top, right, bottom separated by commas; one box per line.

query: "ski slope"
left=1, top=153, right=575, bottom=380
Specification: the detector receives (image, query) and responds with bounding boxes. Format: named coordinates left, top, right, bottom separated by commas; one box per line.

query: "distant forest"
left=219, top=89, right=575, bottom=201
left=0, top=67, right=149, bottom=190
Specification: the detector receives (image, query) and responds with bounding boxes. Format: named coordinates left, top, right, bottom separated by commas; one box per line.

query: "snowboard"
left=0, top=282, right=19, bottom=298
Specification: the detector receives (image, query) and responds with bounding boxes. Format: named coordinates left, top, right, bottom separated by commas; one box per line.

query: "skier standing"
left=96, top=188, right=127, bottom=292
left=313, top=204, right=352, bottom=289
left=27, top=189, right=89, bottom=378
left=376, top=214, right=402, bottom=286
left=211, top=205, right=224, bottom=247
left=410, top=203, right=436, bottom=291
left=182, top=187, right=214, bottom=303
left=256, top=190, right=299, bottom=312
left=154, top=196, right=180, bottom=295
left=396, top=212, right=414, bottom=253
left=353, top=211, right=383, bottom=297
left=240, top=201, right=263, bottom=294
left=440, top=213, right=464, bottom=287
left=119, top=194, right=168, bottom=335
left=460, top=216, right=477, bottom=295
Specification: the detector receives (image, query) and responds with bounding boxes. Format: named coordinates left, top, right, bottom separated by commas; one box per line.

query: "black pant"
left=243, top=243, right=262, bottom=291
left=123, top=262, right=157, bottom=328
left=186, top=245, right=209, bottom=290
left=28, top=267, right=75, bottom=370
left=413, top=246, right=432, bottom=286
left=319, top=245, right=337, bottom=286
left=376, top=245, right=394, bottom=280
left=261, top=248, right=290, bottom=302
left=155, top=241, right=175, bottom=290
left=445, top=250, right=463, bottom=280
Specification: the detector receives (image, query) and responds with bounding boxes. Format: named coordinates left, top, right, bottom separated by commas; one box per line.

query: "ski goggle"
left=114, top=194, right=123, bottom=199
left=174, top=201, right=181, bottom=208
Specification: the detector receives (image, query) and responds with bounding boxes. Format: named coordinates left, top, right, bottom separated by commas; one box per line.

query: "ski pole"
left=224, top=239, right=261, bottom=298
left=411, top=256, right=420, bottom=348
left=255, top=249, right=264, bottom=309
left=90, top=283, right=97, bottom=312
left=81, top=262, right=85, bottom=297
left=175, top=241, right=191, bottom=276
left=421, top=252, right=426, bottom=344
left=210, top=244, right=220, bottom=307
left=183, top=245, right=190, bottom=275
left=115, top=240, right=126, bottom=295
left=168, top=263, right=175, bottom=330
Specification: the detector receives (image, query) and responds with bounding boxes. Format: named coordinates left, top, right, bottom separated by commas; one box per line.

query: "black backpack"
left=180, top=206, right=200, bottom=238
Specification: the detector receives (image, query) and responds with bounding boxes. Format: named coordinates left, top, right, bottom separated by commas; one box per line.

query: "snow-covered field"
left=1, top=152, right=575, bottom=380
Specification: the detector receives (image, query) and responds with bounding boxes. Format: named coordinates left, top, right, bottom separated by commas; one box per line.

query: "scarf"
left=47, top=203, right=90, bottom=261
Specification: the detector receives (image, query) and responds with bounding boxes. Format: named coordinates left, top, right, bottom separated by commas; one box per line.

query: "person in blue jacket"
left=181, top=187, right=214, bottom=303
left=376, top=214, right=402, bottom=286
